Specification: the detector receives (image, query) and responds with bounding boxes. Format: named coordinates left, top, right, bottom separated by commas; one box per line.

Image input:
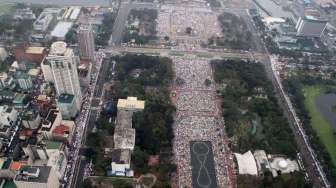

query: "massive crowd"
left=157, top=4, right=222, bottom=44
left=174, top=57, right=215, bottom=91
left=172, top=53, right=235, bottom=188
left=162, top=4, right=236, bottom=186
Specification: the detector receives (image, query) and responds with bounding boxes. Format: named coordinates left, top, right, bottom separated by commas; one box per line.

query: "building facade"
left=42, top=41, right=82, bottom=109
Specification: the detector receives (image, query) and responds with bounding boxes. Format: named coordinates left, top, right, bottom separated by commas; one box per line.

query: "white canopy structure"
left=234, top=151, right=258, bottom=175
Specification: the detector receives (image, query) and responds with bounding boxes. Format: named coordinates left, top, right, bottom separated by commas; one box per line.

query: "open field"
left=303, top=85, right=336, bottom=164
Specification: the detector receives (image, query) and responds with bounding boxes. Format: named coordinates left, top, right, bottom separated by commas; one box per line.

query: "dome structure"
left=278, top=160, right=288, bottom=169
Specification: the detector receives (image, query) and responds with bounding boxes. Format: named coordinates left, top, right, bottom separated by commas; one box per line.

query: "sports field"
left=303, top=85, right=336, bottom=164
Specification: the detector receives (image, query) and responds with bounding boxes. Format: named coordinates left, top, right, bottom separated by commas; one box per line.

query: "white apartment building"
left=42, top=41, right=82, bottom=109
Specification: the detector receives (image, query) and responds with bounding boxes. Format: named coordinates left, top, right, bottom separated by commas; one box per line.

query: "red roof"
left=19, top=129, right=33, bottom=137
left=52, top=124, right=70, bottom=136
left=10, top=161, right=22, bottom=170
left=80, top=59, right=90, bottom=65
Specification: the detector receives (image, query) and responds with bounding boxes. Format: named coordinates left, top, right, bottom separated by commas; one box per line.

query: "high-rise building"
left=42, top=41, right=82, bottom=109
left=78, top=24, right=95, bottom=61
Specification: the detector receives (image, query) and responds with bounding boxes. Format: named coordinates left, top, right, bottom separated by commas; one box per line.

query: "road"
left=254, top=42, right=329, bottom=187
left=70, top=53, right=114, bottom=188
left=266, top=56, right=329, bottom=188
left=105, top=45, right=266, bottom=61
left=235, top=13, right=330, bottom=186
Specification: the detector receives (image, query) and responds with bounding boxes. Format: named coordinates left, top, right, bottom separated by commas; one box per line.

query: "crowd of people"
left=172, top=54, right=235, bottom=188
left=157, top=4, right=222, bottom=44
left=61, top=51, right=105, bottom=187
left=174, top=57, right=215, bottom=91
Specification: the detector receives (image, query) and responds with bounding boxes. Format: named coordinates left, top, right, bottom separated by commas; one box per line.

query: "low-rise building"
left=33, top=13, right=54, bottom=32
left=13, top=93, right=30, bottom=109
left=114, top=111, right=135, bottom=150
left=14, top=8, right=36, bottom=20
left=40, top=109, right=62, bottom=139
left=110, top=149, right=133, bottom=177
left=16, top=72, right=33, bottom=90
left=117, top=97, right=145, bottom=111
left=234, top=150, right=300, bottom=177
left=0, top=73, right=16, bottom=90
left=14, top=165, right=60, bottom=188
left=24, top=47, right=47, bottom=64
left=21, top=110, right=41, bottom=130
left=0, top=90, right=15, bottom=102
left=50, top=21, right=73, bottom=40
left=51, top=120, right=74, bottom=142
left=269, top=157, right=300, bottom=177
left=33, top=8, right=61, bottom=33
left=0, top=105, right=18, bottom=128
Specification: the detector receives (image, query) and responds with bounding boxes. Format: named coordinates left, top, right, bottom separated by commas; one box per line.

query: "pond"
left=315, top=93, right=336, bottom=130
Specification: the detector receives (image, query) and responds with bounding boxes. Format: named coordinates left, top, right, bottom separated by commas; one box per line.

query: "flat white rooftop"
left=51, top=21, right=73, bottom=39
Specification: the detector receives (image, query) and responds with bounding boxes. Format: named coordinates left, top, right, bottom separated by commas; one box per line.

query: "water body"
left=1, top=0, right=110, bottom=6
left=315, top=93, right=336, bottom=130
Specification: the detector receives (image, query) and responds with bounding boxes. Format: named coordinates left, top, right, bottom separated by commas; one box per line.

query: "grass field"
left=303, top=85, right=336, bottom=164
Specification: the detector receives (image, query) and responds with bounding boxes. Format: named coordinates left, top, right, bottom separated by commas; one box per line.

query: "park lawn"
left=303, top=85, right=336, bottom=164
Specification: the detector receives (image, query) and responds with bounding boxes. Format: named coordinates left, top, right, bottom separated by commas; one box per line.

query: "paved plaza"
left=190, top=141, right=218, bottom=188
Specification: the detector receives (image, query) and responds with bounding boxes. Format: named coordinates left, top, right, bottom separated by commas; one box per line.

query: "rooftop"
left=117, top=97, right=145, bottom=110
left=70, top=7, right=81, bottom=20
left=46, top=141, right=62, bottom=150
left=58, top=93, right=75, bottom=104
left=50, top=21, right=73, bottom=39
left=52, top=124, right=70, bottom=136
left=114, top=128, right=135, bottom=150
left=10, top=161, right=23, bottom=171
left=111, top=149, right=131, bottom=164
left=28, top=69, right=40, bottom=76
left=25, top=47, right=45, bottom=55
left=50, top=41, right=67, bottom=55
left=15, top=166, right=51, bottom=183
left=13, top=93, right=27, bottom=103
left=116, top=110, right=133, bottom=129
left=234, top=151, right=258, bottom=176
left=21, top=110, right=39, bottom=120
